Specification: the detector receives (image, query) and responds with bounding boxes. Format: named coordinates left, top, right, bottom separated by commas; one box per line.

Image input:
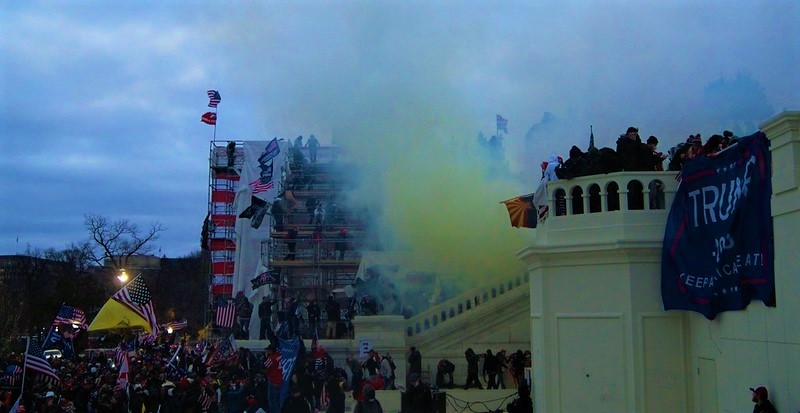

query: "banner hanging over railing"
left=661, top=132, right=774, bottom=320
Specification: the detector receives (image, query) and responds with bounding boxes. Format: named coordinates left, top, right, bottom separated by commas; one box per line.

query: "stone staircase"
left=404, top=273, right=531, bottom=384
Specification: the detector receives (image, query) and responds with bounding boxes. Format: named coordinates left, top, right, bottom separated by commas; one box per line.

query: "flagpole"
left=213, top=105, right=218, bottom=141
left=21, top=336, right=30, bottom=395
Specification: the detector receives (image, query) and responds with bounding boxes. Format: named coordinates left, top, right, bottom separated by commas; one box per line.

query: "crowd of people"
left=1, top=333, right=541, bottom=413
left=0, top=335, right=403, bottom=413
left=551, top=126, right=740, bottom=180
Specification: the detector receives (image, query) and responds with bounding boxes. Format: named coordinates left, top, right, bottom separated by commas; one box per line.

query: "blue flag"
left=661, top=132, right=774, bottom=320
left=278, top=337, right=300, bottom=408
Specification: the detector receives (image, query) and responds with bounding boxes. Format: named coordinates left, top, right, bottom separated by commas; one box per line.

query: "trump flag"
left=661, top=132, right=774, bottom=320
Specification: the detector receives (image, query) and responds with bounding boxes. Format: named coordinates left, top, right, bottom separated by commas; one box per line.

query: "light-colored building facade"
left=520, top=111, right=799, bottom=412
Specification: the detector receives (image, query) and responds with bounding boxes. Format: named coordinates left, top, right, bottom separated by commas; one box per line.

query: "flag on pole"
left=53, top=304, right=88, bottom=330
left=496, top=115, right=508, bottom=133
left=207, top=90, right=221, bottom=108
left=501, top=194, right=536, bottom=228
left=201, top=112, right=217, bottom=125
left=163, top=318, right=188, bottom=332
left=90, top=275, right=158, bottom=333
left=279, top=337, right=300, bottom=407
left=215, top=303, right=236, bottom=328
left=25, top=340, right=60, bottom=386
left=115, top=348, right=129, bottom=391
left=112, top=275, right=159, bottom=334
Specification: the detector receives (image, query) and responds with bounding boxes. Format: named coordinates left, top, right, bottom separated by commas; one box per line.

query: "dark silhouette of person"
left=305, top=134, right=320, bottom=163
left=407, top=346, right=422, bottom=378
left=258, top=296, right=275, bottom=340
left=464, top=348, right=482, bottom=389
left=285, top=226, right=298, bottom=260
left=227, top=141, right=236, bottom=167
left=335, top=228, right=348, bottom=260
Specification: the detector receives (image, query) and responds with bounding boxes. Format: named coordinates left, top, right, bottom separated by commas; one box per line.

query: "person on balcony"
left=616, top=126, right=644, bottom=171
left=644, top=136, right=667, bottom=171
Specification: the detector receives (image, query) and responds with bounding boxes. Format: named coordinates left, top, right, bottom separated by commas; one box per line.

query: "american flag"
left=112, top=275, right=159, bottom=334
left=0, top=365, right=22, bottom=387
left=25, top=340, right=60, bottom=386
left=249, top=177, right=274, bottom=194
left=115, top=349, right=129, bottom=391
left=198, top=388, right=215, bottom=411
left=163, top=318, right=188, bottom=332
left=53, top=304, right=88, bottom=330
left=215, top=303, right=236, bottom=328
left=207, top=90, right=221, bottom=108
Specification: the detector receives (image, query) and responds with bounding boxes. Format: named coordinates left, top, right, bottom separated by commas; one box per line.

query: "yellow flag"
left=88, top=298, right=152, bottom=332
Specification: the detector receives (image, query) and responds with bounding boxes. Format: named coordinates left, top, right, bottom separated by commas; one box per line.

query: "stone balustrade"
left=405, top=273, right=529, bottom=338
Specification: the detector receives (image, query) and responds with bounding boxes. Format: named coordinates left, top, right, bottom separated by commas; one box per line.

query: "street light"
left=117, top=269, right=129, bottom=283
left=166, top=326, right=174, bottom=334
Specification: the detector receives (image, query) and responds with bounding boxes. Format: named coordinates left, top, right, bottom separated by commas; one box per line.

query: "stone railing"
left=405, top=273, right=529, bottom=338
left=546, top=171, right=679, bottom=216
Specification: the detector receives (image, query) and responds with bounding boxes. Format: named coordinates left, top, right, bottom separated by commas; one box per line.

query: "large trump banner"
left=661, top=132, right=774, bottom=320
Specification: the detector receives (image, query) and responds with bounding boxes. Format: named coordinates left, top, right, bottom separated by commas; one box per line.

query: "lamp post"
left=117, top=269, right=129, bottom=283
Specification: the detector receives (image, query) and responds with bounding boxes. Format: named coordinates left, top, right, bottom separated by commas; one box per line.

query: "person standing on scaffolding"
left=227, top=141, right=236, bottom=168
left=306, top=134, right=320, bottom=163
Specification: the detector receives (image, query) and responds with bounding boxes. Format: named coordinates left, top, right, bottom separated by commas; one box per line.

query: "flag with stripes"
left=163, top=318, right=188, bottom=332
left=112, top=275, right=159, bottom=334
left=207, top=90, right=221, bottom=108
left=198, top=388, right=215, bottom=411
left=249, top=177, right=274, bottom=194
left=215, top=303, right=236, bottom=328
left=0, top=365, right=22, bottom=387
left=25, top=340, right=60, bottom=385
left=53, top=304, right=88, bottom=330
left=115, top=349, right=129, bottom=391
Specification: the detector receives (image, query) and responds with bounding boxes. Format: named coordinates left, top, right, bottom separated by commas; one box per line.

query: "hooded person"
left=353, top=384, right=383, bottom=413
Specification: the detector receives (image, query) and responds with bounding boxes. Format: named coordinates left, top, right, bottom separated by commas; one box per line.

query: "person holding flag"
left=496, top=114, right=508, bottom=134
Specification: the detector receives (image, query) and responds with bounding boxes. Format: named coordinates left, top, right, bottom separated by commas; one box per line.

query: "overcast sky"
left=1, top=1, right=798, bottom=259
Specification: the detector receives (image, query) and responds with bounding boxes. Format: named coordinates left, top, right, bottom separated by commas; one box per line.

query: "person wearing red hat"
left=244, top=395, right=265, bottom=413
left=750, top=385, right=777, bottom=413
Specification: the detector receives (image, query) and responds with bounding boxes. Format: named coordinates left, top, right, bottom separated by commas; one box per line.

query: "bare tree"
left=83, top=214, right=166, bottom=270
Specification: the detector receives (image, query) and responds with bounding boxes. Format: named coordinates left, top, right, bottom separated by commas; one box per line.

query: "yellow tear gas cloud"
left=334, top=98, right=530, bottom=289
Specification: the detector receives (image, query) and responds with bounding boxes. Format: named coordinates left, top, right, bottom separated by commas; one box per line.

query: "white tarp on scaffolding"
left=232, top=139, right=291, bottom=339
